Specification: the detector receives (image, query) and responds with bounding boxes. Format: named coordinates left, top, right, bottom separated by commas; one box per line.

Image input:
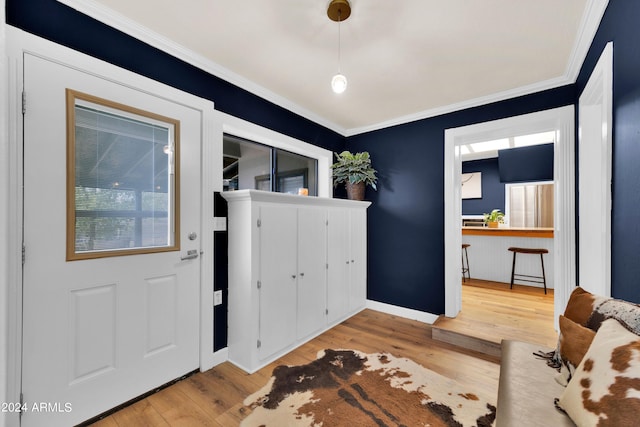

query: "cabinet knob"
left=346, top=261, right=350, bottom=265
left=291, top=274, right=297, bottom=279
left=300, top=272, right=305, bottom=277
left=351, top=260, right=355, bottom=263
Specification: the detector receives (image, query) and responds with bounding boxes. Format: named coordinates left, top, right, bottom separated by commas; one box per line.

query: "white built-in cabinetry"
left=222, top=190, right=370, bottom=373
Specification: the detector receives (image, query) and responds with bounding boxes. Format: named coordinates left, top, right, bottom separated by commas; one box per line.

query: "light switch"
left=213, top=217, right=227, bottom=231
left=214, top=290, right=223, bottom=306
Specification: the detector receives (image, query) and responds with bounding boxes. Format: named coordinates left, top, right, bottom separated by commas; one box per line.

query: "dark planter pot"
left=346, top=181, right=365, bottom=201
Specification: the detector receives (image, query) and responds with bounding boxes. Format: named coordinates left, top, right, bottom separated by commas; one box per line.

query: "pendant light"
left=327, top=0, right=351, bottom=94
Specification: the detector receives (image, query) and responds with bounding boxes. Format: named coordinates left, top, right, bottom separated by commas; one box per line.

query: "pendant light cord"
left=337, top=10, right=342, bottom=73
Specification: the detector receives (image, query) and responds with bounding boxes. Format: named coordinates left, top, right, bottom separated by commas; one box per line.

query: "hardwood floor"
left=89, top=281, right=555, bottom=426
left=433, top=279, right=557, bottom=354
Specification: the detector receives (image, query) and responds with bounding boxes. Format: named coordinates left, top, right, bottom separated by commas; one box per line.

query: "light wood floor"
left=88, top=281, right=555, bottom=426
left=435, top=279, right=558, bottom=348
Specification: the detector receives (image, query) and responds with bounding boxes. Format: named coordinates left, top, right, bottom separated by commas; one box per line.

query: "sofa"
left=495, top=287, right=640, bottom=427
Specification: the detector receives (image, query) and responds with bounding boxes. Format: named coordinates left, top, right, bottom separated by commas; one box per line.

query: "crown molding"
left=55, top=0, right=348, bottom=136
left=344, top=75, right=571, bottom=136
left=56, top=0, right=608, bottom=138
left=564, top=0, right=610, bottom=81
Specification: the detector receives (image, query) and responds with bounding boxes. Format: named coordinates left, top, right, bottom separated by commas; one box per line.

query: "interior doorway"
left=444, top=106, right=576, bottom=329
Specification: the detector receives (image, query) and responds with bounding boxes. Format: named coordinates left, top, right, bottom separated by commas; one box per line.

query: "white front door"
left=21, top=53, right=202, bottom=426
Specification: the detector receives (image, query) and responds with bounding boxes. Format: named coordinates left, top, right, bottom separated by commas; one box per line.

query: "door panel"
left=21, top=54, right=201, bottom=426
left=297, top=208, right=327, bottom=339
left=258, top=205, right=297, bottom=360
left=349, top=209, right=367, bottom=311
left=327, top=209, right=350, bottom=323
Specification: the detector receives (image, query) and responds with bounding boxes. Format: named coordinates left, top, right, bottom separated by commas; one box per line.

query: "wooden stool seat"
left=462, top=244, right=471, bottom=282
left=507, top=247, right=548, bottom=294
left=508, top=247, right=548, bottom=255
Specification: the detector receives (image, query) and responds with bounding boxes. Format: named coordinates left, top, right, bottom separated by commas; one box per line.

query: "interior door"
left=21, top=53, right=201, bottom=426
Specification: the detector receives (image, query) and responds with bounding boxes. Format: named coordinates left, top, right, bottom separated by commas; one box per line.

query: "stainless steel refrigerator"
left=508, top=183, right=554, bottom=228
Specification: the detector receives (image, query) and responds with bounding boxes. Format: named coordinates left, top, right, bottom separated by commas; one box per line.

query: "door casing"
left=444, top=106, right=576, bottom=329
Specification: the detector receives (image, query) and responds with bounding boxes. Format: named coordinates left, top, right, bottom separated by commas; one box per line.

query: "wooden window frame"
left=66, top=89, right=181, bottom=261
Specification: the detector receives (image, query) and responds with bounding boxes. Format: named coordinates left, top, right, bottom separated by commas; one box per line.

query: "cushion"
left=556, top=318, right=640, bottom=426
left=586, top=297, right=640, bottom=335
left=563, top=287, right=608, bottom=327
left=555, top=315, right=596, bottom=386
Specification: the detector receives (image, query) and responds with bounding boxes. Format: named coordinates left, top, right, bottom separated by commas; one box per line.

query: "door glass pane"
left=67, top=90, right=179, bottom=260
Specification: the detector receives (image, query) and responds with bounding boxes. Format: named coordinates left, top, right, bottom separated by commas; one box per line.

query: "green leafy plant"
left=483, top=209, right=505, bottom=224
left=331, top=151, right=378, bottom=190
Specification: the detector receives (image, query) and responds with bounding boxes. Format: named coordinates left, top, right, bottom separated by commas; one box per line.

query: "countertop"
left=462, top=226, right=554, bottom=238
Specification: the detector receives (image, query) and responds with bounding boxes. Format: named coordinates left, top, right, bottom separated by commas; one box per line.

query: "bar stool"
left=507, top=247, right=549, bottom=294
left=462, top=244, right=471, bottom=282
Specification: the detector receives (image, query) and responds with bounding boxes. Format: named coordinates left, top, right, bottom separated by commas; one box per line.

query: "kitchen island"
left=462, top=226, right=554, bottom=289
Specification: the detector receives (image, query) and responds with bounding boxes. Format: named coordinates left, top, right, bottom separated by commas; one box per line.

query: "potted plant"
left=483, top=209, right=504, bottom=228
left=331, top=151, right=378, bottom=200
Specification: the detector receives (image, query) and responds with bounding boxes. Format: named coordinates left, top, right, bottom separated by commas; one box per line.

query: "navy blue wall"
left=462, top=158, right=504, bottom=216
left=462, top=144, right=554, bottom=216
left=498, top=143, right=554, bottom=183
left=9, top=0, right=638, bottom=313
left=347, top=87, right=574, bottom=314
left=6, top=0, right=346, bottom=154
left=575, top=0, right=640, bottom=303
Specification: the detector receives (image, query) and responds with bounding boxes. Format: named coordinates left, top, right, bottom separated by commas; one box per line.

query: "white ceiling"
left=58, top=0, right=607, bottom=136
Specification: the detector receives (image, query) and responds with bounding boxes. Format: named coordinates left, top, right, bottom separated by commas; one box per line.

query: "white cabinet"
left=327, top=208, right=368, bottom=322
left=222, top=190, right=369, bottom=373
left=257, top=205, right=298, bottom=360
left=297, top=207, right=328, bottom=340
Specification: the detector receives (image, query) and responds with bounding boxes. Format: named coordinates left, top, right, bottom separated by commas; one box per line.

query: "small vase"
left=346, top=182, right=365, bottom=201
left=487, top=221, right=499, bottom=228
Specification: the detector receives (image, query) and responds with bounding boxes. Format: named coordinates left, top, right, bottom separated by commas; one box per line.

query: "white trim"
left=577, top=41, right=613, bottom=298
left=54, top=0, right=346, bottom=135
left=366, top=300, right=439, bottom=325
left=565, top=0, right=611, bottom=82
left=215, top=111, right=333, bottom=198
left=444, top=106, right=576, bottom=329
left=54, top=0, right=608, bottom=137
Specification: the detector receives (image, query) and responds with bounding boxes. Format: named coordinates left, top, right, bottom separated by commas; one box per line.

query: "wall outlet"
left=214, top=290, right=223, bottom=306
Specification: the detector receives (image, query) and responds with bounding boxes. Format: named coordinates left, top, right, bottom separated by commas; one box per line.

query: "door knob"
left=188, top=232, right=198, bottom=241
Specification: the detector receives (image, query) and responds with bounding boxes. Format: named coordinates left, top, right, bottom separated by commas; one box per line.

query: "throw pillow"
left=556, top=318, right=640, bottom=426
left=563, top=287, right=608, bottom=327
left=555, top=315, right=596, bottom=386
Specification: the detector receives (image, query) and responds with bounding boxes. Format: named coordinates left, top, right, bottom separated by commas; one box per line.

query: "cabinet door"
left=297, top=208, right=328, bottom=339
left=258, top=205, right=298, bottom=359
left=349, top=209, right=367, bottom=311
left=327, top=209, right=350, bottom=323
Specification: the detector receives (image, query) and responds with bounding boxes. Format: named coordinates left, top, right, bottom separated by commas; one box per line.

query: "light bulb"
left=331, top=73, right=348, bottom=94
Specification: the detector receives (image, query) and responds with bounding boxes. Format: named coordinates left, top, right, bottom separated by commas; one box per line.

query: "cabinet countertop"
left=462, top=226, right=554, bottom=238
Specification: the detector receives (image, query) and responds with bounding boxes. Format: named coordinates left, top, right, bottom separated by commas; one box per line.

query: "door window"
left=66, top=89, right=180, bottom=260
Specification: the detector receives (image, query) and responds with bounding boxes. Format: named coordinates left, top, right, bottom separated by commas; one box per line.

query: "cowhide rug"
left=241, top=349, right=496, bottom=427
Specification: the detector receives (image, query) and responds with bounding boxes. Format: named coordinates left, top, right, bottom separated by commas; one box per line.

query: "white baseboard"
left=366, top=300, right=439, bottom=324
left=201, top=348, right=229, bottom=372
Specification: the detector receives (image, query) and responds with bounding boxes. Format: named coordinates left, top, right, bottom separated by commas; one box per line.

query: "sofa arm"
left=496, top=340, right=574, bottom=427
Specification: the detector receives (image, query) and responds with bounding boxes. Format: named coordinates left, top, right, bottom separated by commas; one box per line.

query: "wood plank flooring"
left=88, top=281, right=555, bottom=426
left=434, top=279, right=557, bottom=351
left=88, top=309, right=501, bottom=426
